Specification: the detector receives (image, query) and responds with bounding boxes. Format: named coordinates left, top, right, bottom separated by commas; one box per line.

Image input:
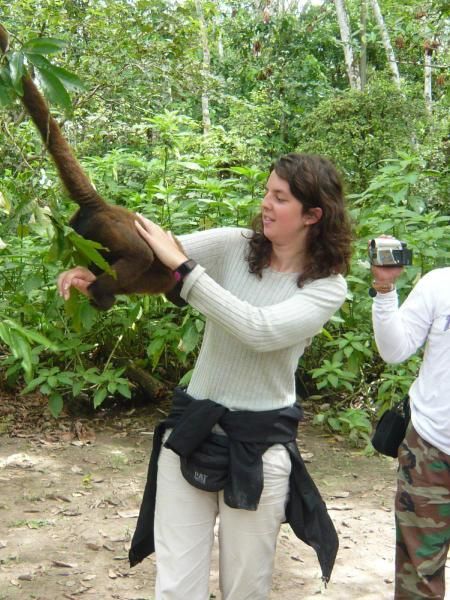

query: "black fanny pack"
left=371, top=395, right=411, bottom=458
left=179, top=432, right=230, bottom=492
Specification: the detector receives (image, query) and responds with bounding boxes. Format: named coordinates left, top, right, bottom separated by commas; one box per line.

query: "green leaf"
left=328, top=417, right=341, bottom=431
left=22, top=375, right=46, bottom=394
left=47, top=376, right=58, bottom=388
left=36, top=66, right=71, bottom=112
left=4, top=319, right=59, bottom=351
left=10, top=52, right=24, bottom=95
left=117, top=383, right=132, bottom=399
left=26, top=54, right=86, bottom=91
left=67, top=232, right=115, bottom=276
left=312, top=413, right=326, bottom=425
left=343, top=346, right=353, bottom=358
left=328, top=374, right=338, bottom=388
left=48, top=64, right=86, bottom=92
left=6, top=331, right=33, bottom=378
left=79, top=301, right=98, bottom=331
left=93, top=387, right=107, bottom=408
left=147, top=337, right=165, bottom=370
left=178, top=369, right=194, bottom=387
left=83, top=370, right=101, bottom=384
left=0, top=79, right=14, bottom=106
left=48, top=394, right=64, bottom=418
left=0, top=65, right=12, bottom=86
left=57, top=372, right=74, bottom=385
left=23, top=274, right=44, bottom=293
left=178, top=322, right=199, bottom=354
left=107, top=382, right=117, bottom=394
left=72, top=380, right=84, bottom=397
left=23, top=37, right=67, bottom=55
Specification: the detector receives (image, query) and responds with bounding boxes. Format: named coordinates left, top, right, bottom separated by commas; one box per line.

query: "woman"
left=371, top=262, right=450, bottom=599
left=58, top=153, right=352, bottom=599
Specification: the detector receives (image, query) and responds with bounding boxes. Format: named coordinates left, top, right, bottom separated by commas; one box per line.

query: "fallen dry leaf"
left=52, top=560, right=78, bottom=568
left=117, top=510, right=139, bottom=519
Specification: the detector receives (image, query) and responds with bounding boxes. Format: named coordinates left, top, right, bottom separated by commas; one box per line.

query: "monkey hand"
left=57, top=266, right=97, bottom=301
left=135, top=214, right=187, bottom=270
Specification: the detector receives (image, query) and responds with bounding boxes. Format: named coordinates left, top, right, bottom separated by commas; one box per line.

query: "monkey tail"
left=21, top=74, right=106, bottom=210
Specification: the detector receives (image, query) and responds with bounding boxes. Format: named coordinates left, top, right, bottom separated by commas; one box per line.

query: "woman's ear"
left=305, top=207, right=323, bottom=225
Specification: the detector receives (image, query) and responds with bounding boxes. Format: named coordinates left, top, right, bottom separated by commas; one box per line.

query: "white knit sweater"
left=372, top=267, right=450, bottom=454
left=177, top=227, right=347, bottom=411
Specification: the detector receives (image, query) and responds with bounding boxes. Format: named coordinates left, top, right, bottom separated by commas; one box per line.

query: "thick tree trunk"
left=334, top=0, right=361, bottom=90
left=195, top=0, right=211, bottom=135
left=369, top=0, right=401, bottom=89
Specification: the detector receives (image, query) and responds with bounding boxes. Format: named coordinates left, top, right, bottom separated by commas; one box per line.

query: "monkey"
left=0, top=24, right=183, bottom=310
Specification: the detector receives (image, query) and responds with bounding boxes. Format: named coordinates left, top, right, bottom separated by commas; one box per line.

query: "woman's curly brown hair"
left=247, top=153, right=352, bottom=287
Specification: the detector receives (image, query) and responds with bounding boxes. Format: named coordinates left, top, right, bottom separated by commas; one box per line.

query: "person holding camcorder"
left=370, top=236, right=450, bottom=600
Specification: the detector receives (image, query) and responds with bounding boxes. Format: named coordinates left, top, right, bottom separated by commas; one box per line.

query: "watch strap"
left=173, top=259, right=197, bottom=282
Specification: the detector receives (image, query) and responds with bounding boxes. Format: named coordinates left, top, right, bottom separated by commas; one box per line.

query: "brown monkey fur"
left=0, top=24, right=183, bottom=310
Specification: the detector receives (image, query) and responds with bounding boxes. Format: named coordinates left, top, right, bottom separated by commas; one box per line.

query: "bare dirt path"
left=0, top=395, right=444, bottom=600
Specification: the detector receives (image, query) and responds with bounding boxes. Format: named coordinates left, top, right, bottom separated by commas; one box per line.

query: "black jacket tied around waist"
left=129, top=388, right=339, bottom=582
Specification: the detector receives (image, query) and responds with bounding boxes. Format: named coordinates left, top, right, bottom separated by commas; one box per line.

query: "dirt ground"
left=0, top=394, right=446, bottom=600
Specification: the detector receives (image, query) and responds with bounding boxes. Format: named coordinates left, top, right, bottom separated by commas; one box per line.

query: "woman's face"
left=261, top=171, right=318, bottom=246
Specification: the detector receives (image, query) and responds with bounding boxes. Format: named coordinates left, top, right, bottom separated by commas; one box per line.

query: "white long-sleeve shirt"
left=372, top=267, right=450, bottom=454
left=178, top=227, right=347, bottom=411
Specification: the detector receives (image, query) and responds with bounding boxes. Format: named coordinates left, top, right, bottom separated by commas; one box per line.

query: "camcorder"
left=368, top=237, right=413, bottom=267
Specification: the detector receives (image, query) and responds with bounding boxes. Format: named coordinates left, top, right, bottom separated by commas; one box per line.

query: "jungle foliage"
left=0, top=0, right=449, bottom=447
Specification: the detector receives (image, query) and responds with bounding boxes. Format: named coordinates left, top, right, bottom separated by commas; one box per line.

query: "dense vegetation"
left=0, top=0, right=448, bottom=447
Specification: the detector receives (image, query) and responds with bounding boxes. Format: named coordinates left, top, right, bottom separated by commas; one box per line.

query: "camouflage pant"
left=395, top=423, right=450, bottom=599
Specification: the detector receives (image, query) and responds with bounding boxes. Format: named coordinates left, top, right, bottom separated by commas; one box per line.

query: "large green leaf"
left=36, top=66, right=71, bottom=112
left=0, top=326, right=33, bottom=379
left=93, top=387, right=107, bottom=408
left=4, top=319, right=59, bottom=351
left=10, top=51, right=24, bottom=95
left=22, top=37, right=67, bottom=55
left=48, top=393, right=64, bottom=418
left=67, top=231, right=115, bottom=276
left=46, top=64, right=86, bottom=92
left=26, top=54, right=86, bottom=91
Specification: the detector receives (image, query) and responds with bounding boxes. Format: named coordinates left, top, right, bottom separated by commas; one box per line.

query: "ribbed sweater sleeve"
left=167, top=227, right=349, bottom=410
left=372, top=276, right=433, bottom=363
left=178, top=228, right=238, bottom=280
left=181, top=266, right=346, bottom=353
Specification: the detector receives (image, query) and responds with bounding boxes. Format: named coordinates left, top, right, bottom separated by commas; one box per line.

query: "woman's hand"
left=135, top=214, right=187, bottom=270
left=371, top=264, right=404, bottom=285
left=57, top=266, right=96, bottom=301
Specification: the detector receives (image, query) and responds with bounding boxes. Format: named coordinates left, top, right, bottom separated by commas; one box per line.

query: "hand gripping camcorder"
left=368, top=238, right=413, bottom=267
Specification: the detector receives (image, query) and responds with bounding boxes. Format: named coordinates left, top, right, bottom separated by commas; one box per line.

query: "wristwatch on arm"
left=173, top=259, right=197, bottom=283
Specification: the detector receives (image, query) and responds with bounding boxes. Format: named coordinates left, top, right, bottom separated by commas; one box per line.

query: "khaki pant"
left=154, top=443, right=291, bottom=600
